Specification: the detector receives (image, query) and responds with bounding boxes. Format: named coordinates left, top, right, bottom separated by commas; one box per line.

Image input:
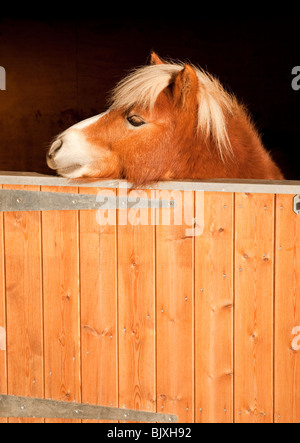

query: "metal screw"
left=72, top=200, right=77, bottom=205
left=16, top=198, right=22, bottom=203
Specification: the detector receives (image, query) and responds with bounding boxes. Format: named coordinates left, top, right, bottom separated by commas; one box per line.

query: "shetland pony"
left=47, top=52, right=284, bottom=186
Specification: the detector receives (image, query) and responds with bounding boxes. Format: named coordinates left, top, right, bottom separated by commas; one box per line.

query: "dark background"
left=0, top=16, right=299, bottom=179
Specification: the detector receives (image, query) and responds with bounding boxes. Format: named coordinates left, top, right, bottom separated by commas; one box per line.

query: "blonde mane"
left=109, top=61, right=236, bottom=159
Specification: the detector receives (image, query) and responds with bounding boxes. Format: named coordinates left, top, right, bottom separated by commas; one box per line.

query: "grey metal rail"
left=0, top=395, right=177, bottom=423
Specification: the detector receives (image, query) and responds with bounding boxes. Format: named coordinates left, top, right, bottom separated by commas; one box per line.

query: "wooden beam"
left=1, top=173, right=300, bottom=195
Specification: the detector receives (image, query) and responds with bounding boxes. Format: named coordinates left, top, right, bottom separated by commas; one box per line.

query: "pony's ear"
left=171, top=64, right=199, bottom=110
left=150, top=51, right=165, bottom=65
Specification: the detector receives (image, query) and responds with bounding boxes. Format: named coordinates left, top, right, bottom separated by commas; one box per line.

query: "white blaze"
left=50, top=110, right=110, bottom=177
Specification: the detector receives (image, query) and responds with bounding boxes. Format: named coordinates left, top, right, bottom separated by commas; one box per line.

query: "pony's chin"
left=57, top=164, right=86, bottom=179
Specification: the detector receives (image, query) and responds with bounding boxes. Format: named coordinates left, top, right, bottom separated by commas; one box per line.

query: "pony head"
left=47, top=52, right=234, bottom=186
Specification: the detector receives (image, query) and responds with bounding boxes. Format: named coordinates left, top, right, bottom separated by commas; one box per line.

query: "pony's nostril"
left=49, top=139, right=63, bottom=158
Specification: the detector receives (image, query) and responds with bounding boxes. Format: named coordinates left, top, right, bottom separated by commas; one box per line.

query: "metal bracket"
left=0, top=395, right=177, bottom=422
left=293, top=195, right=300, bottom=215
left=0, top=190, right=176, bottom=212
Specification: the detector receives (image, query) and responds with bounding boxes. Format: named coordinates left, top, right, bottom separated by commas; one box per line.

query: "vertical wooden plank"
left=195, top=192, right=234, bottom=423
left=80, top=187, right=118, bottom=423
left=275, top=195, right=300, bottom=423
left=118, top=188, right=156, bottom=418
left=42, top=186, right=81, bottom=423
left=3, top=185, right=44, bottom=423
left=0, top=184, right=7, bottom=423
left=235, top=193, right=274, bottom=423
left=156, top=190, right=194, bottom=423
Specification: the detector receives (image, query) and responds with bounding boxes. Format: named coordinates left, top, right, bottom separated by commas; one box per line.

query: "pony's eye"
left=127, top=115, right=146, bottom=127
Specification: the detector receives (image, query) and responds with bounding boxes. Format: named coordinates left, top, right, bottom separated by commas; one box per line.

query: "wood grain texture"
left=80, top=187, right=118, bottom=423
left=234, top=193, right=274, bottom=423
left=42, top=186, right=81, bottom=423
left=275, top=195, right=300, bottom=423
left=156, top=190, right=194, bottom=423
left=118, top=189, right=156, bottom=419
left=3, top=185, right=44, bottom=423
left=0, top=185, right=7, bottom=423
left=195, top=192, right=234, bottom=423
left=2, top=183, right=300, bottom=424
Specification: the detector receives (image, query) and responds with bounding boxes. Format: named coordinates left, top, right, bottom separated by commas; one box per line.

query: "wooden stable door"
left=0, top=178, right=300, bottom=423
